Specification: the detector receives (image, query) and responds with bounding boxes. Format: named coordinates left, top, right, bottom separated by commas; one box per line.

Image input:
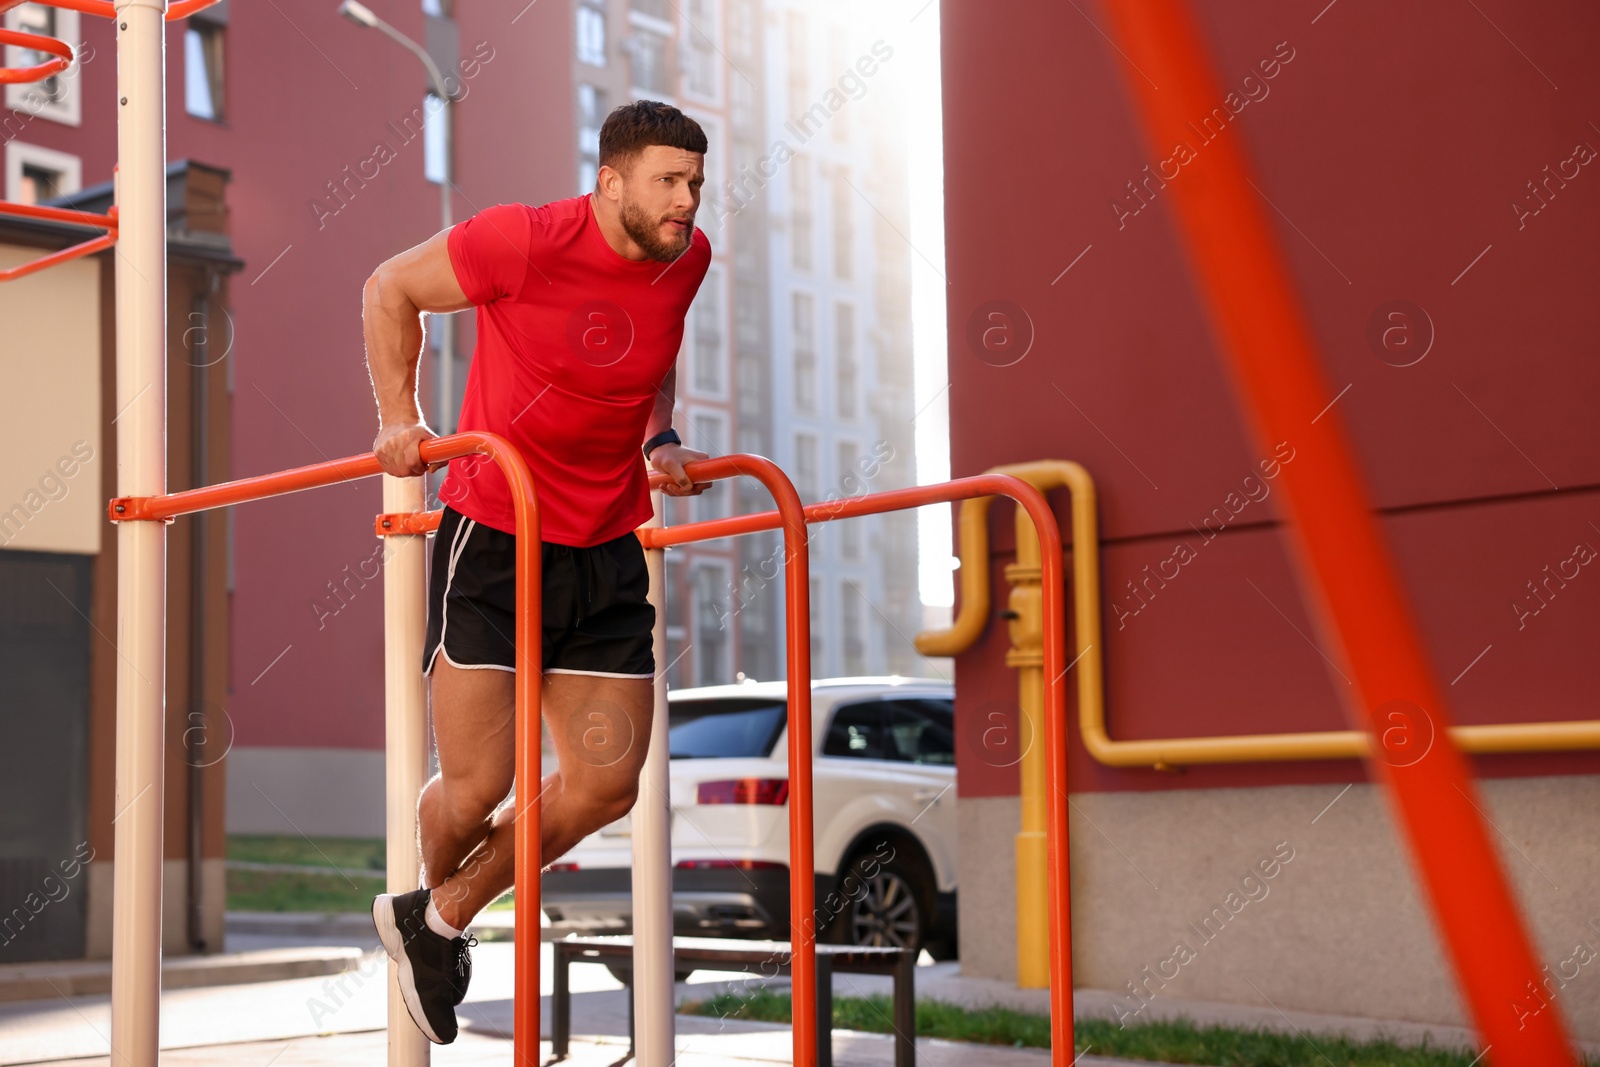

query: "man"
left=362, top=100, right=713, bottom=1043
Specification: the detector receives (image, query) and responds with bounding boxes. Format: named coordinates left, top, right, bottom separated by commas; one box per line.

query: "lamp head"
left=338, top=0, right=379, bottom=28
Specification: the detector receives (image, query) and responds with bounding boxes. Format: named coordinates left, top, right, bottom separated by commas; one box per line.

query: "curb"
left=0, top=946, right=361, bottom=1004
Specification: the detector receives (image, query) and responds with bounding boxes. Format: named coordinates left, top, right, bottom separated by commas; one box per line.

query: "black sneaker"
left=372, top=888, right=476, bottom=1043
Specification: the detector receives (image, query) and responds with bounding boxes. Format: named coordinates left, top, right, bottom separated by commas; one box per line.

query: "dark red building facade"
left=941, top=0, right=1600, bottom=1035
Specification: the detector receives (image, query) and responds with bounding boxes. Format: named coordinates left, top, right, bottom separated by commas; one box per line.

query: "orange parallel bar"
left=641, top=469, right=1077, bottom=1060
left=665, top=454, right=819, bottom=1066
left=108, top=432, right=547, bottom=1061
left=120, top=449, right=1075, bottom=1060
left=371, top=467, right=1078, bottom=1060
left=1097, top=3, right=1576, bottom=1064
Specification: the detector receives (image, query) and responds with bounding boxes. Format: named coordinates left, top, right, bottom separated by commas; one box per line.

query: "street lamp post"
left=339, top=0, right=460, bottom=434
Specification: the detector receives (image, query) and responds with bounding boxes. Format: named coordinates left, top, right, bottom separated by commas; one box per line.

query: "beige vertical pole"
left=109, top=2, right=169, bottom=1064
left=632, top=491, right=675, bottom=1066
left=383, top=476, right=432, bottom=1066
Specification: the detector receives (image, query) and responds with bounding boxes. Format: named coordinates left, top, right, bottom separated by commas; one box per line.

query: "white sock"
left=425, top=895, right=466, bottom=940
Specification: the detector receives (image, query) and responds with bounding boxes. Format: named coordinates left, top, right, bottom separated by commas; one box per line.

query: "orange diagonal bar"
left=1096, top=3, right=1576, bottom=1064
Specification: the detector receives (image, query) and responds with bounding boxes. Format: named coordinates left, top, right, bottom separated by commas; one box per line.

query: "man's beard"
left=619, top=197, right=693, bottom=262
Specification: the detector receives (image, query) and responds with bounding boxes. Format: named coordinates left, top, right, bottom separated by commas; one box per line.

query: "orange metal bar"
left=0, top=233, right=116, bottom=282
left=642, top=470, right=1077, bottom=1060
left=125, top=449, right=1074, bottom=1059
left=659, top=455, right=819, bottom=1065
left=0, top=203, right=117, bottom=284
left=411, top=464, right=1069, bottom=1058
left=109, top=431, right=546, bottom=1061
left=0, top=26, right=72, bottom=84
left=0, top=200, right=116, bottom=229
left=1097, top=3, right=1576, bottom=1064
left=375, top=510, right=438, bottom=536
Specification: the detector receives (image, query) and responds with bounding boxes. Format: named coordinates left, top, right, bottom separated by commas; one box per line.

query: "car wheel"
left=831, top=850, right=930, bottom=953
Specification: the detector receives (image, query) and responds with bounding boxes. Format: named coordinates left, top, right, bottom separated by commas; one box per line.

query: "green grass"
left=226, top=867, right=385, bottom=913
left=225, top=834, right=522, bottom=914
left=680, top=990, right=1590, bottom=1067
left=227, top=834, right=386, bottom=872
left=226, top=834, right=385, bottom=913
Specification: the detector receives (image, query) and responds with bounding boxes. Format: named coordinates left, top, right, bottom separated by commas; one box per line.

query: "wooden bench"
left=551, top=935, right=916, bottom=1067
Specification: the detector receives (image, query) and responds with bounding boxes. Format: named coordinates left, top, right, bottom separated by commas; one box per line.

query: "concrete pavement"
left=11, top=919, right=1593, bottom=1066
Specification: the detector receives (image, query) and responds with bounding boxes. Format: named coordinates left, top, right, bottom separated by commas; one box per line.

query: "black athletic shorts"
left=422, top=505, right=655, bottom=678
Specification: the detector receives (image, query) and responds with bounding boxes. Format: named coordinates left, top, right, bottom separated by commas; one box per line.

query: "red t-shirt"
left=438, top=194, right=712, bottom=546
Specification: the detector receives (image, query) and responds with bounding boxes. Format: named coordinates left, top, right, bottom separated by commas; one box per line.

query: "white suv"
left=541, top=677, right=958, bottom=957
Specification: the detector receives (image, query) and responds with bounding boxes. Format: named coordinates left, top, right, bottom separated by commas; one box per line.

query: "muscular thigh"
left=544, top=673, right=654, bottom=793
left=430, top=658, right=517, bottom=806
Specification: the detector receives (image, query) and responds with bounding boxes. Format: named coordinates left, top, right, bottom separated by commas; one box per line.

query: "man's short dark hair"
left=598, top=99, right=708, bottom=177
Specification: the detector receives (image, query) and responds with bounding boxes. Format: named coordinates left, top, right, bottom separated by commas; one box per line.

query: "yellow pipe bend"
left=912, top=459, right=1600, bottom=768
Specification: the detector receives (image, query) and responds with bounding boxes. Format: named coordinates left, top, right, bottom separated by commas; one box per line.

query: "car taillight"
left=546, top=862, right=579, bottom=872
left=696, top=778, right=790, bottom=805
left=675, top=859, right=788, bottom=871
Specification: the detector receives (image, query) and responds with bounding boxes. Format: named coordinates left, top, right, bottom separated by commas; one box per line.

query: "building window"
left=734, top=276, right=762, bottom=351
left=841, top=582, right=865, bottom=675
left=737, top=354, right=763, bottom=419
left=577, top=0, right=606, bottom=67
left=790, top=154, right=812, bottom=271
left=694, top=563, right=731, bottom=686
left=835, top=302, right=857, bottom=420
left=690, top=411, right=727, bottom=523
left=630, top=29, right=669, bottom=95
left=683, top=0, right=718, bottom=99
left=5, top=142, right=80, bottom=205
left=792, top=292, right=816, bottom=413
left=785, top=11, right=807, bottom=115
left=184, top=20, right=224, bottom=121
left=423, top=93, right=449, bottom=184
left=577, top=82, right=607, bottom=192
left=4, top=3, right=82, bottom=125
left=730, top=74, right=758, bottom=129
left=692, top=271, right=724, bottom=394
left=828, top=28, right=850, bottom=141
left=665, top=555, right=687, bottom=689
left=831, top=170, right=852, bottom=279
left=809, top=576, right=825, bottom=672
left=795, top=433, right=819, bottom=502
left=836, top=441, right=861, bottom=558
left=730, top=0, right=754, bottom=56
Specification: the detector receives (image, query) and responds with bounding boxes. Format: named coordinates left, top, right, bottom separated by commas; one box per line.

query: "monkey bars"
left=0, top=0, right=214, bottom=282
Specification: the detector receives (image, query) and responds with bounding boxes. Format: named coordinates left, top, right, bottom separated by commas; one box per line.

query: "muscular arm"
left=646, top=363, right=677, bottom=440
left=363, top=227, right=474, bottom=476
left=646, top=361, right=710, bottom=496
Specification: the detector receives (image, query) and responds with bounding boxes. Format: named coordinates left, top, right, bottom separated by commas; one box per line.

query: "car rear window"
left=668, top=698, right=788, bottom=759
left=822, top=697, right=955, bottom=764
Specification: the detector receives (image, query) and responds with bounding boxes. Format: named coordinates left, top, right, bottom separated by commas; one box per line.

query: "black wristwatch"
left=642, top=428, right=681, bottom=460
